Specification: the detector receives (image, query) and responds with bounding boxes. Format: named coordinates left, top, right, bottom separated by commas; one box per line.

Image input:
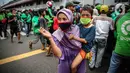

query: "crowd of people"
left=0, top=0, right=130, bottom=73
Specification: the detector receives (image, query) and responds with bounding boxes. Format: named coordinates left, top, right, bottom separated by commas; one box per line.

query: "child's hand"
left=69, top=34, right=74, bottom=40
left=86, top=52, right=93, bottom=60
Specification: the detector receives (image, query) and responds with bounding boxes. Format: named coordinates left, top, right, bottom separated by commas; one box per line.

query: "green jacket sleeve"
left=32, top=16, right=40, bottom=34
left=21, top=13, right=27, bottom=22
left=44, top=15, right=53, bottom=27
left=48, top=8, right=54, bottom=18
left=27, top=14, right=31, bottom=23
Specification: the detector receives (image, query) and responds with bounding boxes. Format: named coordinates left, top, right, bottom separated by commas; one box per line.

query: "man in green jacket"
left=0, top=11, right=4, bottom=37
left=0, top=10, right=4, bottom=37
left=107, top=9, right=130, bottom=73
left=26, top=10, right=31, bottom=37
left=29, top=11, right=40, bottom=49
left=21, top=10, right=27, bottom=34
left=111, top=3, right=125, bottom=21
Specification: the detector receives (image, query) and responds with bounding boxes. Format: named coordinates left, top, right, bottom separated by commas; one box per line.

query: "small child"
left=69, top=6, right=95, bottom=73
left=39, top=9, right=48, bottom=50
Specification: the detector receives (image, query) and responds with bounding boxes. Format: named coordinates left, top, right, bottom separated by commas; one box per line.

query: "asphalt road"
left=0, top=35, right=111, bottom=73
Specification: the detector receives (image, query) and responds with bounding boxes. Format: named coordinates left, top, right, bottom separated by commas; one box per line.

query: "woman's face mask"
left=80, top=18, right=91, bottom=25
left=58, top=13, right=72, bottom=31
left=59, top=22, right=71, bottom=31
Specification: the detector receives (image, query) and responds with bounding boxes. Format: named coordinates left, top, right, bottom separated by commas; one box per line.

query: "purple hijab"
left=53, top=8, right=81, bottom=49
left=52, top=9, right=86, bottom=73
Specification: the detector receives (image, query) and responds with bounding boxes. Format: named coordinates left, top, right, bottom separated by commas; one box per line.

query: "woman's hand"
left=39, top=27, right=62, bottom=58
left=39, top=27, right=52, bottom=39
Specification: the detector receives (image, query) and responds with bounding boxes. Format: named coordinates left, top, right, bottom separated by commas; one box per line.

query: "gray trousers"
left=31, top=34, right=47, bottom=49
left=89, top=38, right=107, bottom=68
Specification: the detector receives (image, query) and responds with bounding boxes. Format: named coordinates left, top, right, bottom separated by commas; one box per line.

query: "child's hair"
left=81, top=6, right=93, bottom=16
left=39, top=8, right=46, bottom=16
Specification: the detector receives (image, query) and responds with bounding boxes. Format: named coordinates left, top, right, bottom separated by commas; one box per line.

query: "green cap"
left=65, top=2, right=74, bottom=8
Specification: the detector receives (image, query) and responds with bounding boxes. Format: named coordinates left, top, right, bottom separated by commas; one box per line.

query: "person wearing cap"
left=95, top=4, right=102, bottom=15
left=73, top=5, right=81, bottom=24
left=65, top=2, right=75, bottom=13
left=89, top=5, right=114, bottom=69
left=46, top=0, right=54, bottom=18
left=39, top=8, right=86, bottom=73
left=46, top=1, right=55, bottom=34
left=29, top=11, right=40, bottom=49
left=111, top=3, right=125, bottom=21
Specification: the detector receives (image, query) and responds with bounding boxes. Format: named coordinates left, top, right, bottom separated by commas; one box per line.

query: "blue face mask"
left=59, top=22, right=71, bottom=32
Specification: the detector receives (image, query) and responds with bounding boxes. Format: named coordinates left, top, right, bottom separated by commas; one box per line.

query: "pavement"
left=0, top=32, right=111, bottom=73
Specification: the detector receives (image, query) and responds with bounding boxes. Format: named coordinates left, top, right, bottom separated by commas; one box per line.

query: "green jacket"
left=17, top=12, right=21, bottom=20
left=48, top=8, right=54, bottom=18
left=27, top=14, right=31, bottom=23
left=0, top=13, right=5, bottom=21
left=21, top=13, right=27, bottom=22
left=32, top=16, right=40, bottom=34
left=111, top=11, right=120, bottom=21
left=44, top=15, right=53, bottom=28
left=7, top=12, right=12, bottom=18
left=0, top=14, right=4, bottom=21
left=114, top=10, right=130, bottom=56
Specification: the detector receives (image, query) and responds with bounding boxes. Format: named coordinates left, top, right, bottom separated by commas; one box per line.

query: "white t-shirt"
left=92, top=14, right=114, bottom=39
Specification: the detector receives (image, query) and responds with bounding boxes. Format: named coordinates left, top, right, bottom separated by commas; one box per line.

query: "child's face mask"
left=80, top=17, right=91, bottom=25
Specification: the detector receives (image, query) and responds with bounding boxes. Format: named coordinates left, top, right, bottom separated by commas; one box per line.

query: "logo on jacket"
left=121, top=20, right=130, bottom=35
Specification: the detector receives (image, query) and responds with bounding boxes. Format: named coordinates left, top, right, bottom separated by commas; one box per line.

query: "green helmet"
left=96, top=4, right=102, bottom=10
